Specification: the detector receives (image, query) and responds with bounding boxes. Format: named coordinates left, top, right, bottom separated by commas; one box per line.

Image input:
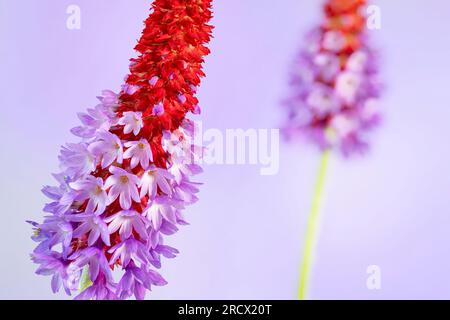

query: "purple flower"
left=146, top=227, right=162, bottom=250
left=152, top=102, right=164, bottom=116
left=37, top=215, right=73, bottom=258
left=59, top=143, right=95, bottom=179
left=346, top=50, right=369, bottom=73
left=105, top=210, right=148, bottom=241
left=360, top=98, right=381, bottom=126
left=97, top=90, right=119, bottom=110
left=177, top=93, right=187, bottom=104
left=143, top=197, right=179, bottom=230
left=116, top=263, right=167, bottom=300
left=69, top=247, right=112, bottom=283
left=189, top=83, right=198, bottom=93
left=70, top=175, right=108, bottom=215
left=88, top=130, right=124, bottom=169
left=121, top=84, right=140, bottom=96
left=28, top=220, right=50, bottom=243
left=169, top=157, right=203, bottom=184
left=108, top=238, right=149, bottom=268
left=313, top=53, right=340, bottom=82
left=42, top=184, right=65, bottom=203
left=69, top=213, right=110, bottom=246
left=192, top=104, right=201, bottom=115
left=148, top=244, right=179, bottom=269
left=173, top=180, right=201, bottom=204
left=123, top=139, right=153, bottom=169
left=118, top=111, right=143, bottom=135
left=71, top=104, right=114, bottom=139
left=306, top=85, right=341, bottom=116
left=139, top=165, right=174, bottom=199
left=149, top=76, right=159, bottom=86
left=31, top=251, right=80, bottom=294
left=41, top=175, right=78, bottom=216
left=335, top=71, right=362, bottom=105
left=104, top=166, right=140, bottom=210
left=75, top=272, right=117, bottom=300
left=159, top=220, right=179, bottom=236
left=329, top=114, right=358, bottom=140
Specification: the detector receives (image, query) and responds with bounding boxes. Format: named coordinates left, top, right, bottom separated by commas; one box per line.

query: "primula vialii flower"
left=29, top=0, right=213, bottom=300
left=283, top=0, right=382, bottom=155
left=282, top=0, right=384, bottom=300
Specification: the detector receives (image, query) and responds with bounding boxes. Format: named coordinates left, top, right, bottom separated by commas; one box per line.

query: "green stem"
left=298, top=150, right=330, bottom=300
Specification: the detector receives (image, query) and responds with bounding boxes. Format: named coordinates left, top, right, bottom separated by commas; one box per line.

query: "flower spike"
left=30, top=0, right=213, bottom=300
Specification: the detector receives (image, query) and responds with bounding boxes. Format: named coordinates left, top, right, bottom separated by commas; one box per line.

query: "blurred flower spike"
left=283, top=0, right=383, bottom=156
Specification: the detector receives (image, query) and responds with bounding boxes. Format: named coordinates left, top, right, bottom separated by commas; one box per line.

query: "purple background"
left=1, top=0, right=450, bottom=299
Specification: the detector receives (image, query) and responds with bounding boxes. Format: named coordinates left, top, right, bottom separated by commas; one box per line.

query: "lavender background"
left=1, top=0, right=450, bottom=299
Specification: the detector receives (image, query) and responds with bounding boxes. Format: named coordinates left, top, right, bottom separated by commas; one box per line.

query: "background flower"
left=283, top=0, right=382, bottom=156
left=282, top=0, right=384, bottom=300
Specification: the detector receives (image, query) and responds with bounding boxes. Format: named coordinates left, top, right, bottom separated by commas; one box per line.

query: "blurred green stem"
left=298, top=150, right=330, bottom=300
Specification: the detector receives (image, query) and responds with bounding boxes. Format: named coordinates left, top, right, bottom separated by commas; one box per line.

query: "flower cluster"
left=283, top=0, right=382, bottom=155
left=29, top=0, right=213, bottom=300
